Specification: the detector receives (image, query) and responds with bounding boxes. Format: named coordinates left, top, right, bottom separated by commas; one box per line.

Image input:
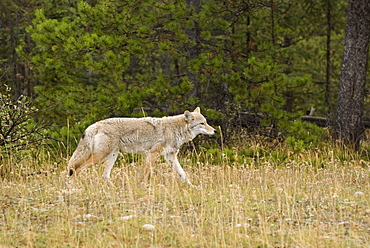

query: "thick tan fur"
left=67, top=107, right=215, bottom=184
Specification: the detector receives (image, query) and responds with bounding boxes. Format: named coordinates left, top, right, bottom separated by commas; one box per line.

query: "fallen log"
left=300, top=116, right=328, bottom=127
left=301, top=115, right=370, bottom=129
left=237, top=112, right=370, bottom=129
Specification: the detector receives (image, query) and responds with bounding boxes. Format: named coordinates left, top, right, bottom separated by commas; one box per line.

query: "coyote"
left=67, top=107, right=215, bottom=185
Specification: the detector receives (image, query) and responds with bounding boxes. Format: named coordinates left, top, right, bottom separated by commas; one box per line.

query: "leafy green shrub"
left=284, top=120, right=327, bottom=153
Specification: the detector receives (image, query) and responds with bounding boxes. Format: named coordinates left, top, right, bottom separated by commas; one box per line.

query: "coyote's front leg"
left=102, top=149, right=119, bottom=183
left=164, top=151, right=191, bottom=185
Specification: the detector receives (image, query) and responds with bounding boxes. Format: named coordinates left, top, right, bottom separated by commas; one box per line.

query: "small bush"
left=0, top=85, right=51, bottom=176
left=284, top=120, right=328, bottom=153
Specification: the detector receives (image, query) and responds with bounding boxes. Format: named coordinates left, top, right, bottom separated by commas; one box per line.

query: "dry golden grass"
left=1, top=147, right=370, bottom=247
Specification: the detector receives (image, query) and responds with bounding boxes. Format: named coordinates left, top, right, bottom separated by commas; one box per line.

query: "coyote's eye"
left=200, top=123, right=205, bottom=125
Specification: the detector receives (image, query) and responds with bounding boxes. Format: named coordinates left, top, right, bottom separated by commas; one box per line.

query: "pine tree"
left=16, top=0, right=348, bottom=145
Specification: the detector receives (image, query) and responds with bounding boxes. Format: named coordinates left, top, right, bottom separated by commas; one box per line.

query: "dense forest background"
left=1, top=0, right=369, bottom=153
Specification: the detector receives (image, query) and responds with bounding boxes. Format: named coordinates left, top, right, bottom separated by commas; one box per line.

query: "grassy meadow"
left=1, top=140, right=370, bottom=247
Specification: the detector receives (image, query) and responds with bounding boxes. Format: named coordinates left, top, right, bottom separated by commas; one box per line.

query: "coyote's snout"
left=67, top=107, right=215, bottom=185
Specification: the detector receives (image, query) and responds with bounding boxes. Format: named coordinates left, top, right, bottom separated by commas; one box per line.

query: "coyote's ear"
left=184, top=110, right=194, bottom=122
left=193, top=107, right=200, bottom=113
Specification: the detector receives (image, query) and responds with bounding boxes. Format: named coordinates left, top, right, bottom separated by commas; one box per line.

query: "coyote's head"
left=185, top=107, right=216, bottom=137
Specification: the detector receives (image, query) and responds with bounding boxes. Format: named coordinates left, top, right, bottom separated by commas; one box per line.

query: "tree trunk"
left=334, top=0, right=370, bottom=149
left=325, top=0, right=332, bottom=111
left=185, top=0, right=201, bottom=100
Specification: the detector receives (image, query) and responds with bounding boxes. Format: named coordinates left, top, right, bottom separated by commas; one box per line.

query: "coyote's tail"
left=67, top=130, right=94, bottom=176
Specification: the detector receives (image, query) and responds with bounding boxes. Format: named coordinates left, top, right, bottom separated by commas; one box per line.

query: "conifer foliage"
left=2, top=0, right=356, bottom=147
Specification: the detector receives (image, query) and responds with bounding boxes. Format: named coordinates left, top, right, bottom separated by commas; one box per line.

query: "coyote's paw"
left=185, top=180, right=194, bottom=187
left=103, top=177, right=116, bottom=188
